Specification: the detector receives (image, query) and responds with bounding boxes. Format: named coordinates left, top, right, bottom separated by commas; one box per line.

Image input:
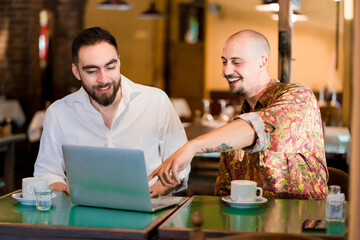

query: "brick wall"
left=0, top=0, right=86, bottom=127
left=0, top=0, right=43, bottom=125
left=51, top=0, right=86, bottom=101
left=0, top=0, right=11, bottom=97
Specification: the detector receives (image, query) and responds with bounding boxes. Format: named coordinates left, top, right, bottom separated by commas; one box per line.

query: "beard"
left=230, top=85, right=246, bottom=96
left=223, top=73, right=246, bottom=96
left=82, top=76, right=121, bottom=106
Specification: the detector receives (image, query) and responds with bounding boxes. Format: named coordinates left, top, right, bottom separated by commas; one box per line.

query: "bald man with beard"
left=149, top=29, right=328, bottom=200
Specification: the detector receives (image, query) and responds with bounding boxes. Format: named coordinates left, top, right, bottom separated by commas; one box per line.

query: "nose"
left=97, top=68, right=108, bottom=84
left=222, top=62, right=233, bottom=76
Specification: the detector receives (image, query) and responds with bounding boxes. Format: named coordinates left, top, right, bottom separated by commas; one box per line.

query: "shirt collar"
left=242, top=78, right=281, bottom=113
left=121, top=75, right=144, bottom=102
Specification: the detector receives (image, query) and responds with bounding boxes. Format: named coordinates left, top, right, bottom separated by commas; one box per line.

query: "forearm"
left=148, top=119, right=256, bottom=187
left=190, top=118, right=256, bottom=154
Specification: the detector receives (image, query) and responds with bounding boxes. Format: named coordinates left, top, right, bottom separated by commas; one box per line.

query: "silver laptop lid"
left=62, top=145, right=153, bottom=212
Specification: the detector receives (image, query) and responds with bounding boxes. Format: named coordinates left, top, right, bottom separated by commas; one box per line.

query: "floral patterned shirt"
left=215, top=79, right=328, bottom=200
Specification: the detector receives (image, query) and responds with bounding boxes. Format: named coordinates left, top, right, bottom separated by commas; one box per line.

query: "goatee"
left=230, top=86, right=245, bottom=96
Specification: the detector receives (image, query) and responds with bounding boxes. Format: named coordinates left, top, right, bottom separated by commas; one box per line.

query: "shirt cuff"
left=233, top=112, right=270, bottom=153
left=172, top=176, right=188, bottom=193
left=171, top=166, right=190, bottom=193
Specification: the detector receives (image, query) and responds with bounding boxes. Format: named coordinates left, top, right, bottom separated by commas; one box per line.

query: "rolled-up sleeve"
left=234, top=84, right=323, bottom=154
left=233, top=112, right=270, bottom=153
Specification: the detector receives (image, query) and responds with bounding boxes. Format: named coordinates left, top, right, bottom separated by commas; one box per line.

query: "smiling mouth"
left=227, top=76, right=242, bottom=85
left=96, top=84, right=112, bottom=93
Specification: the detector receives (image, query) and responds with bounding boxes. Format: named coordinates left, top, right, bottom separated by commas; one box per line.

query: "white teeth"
left=99, top=86, right=110, bottom=90
left=228, top=78, right=240, bottom=83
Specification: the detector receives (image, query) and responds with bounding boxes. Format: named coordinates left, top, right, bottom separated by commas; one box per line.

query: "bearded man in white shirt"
left=34, top=26, right=190, bottom=197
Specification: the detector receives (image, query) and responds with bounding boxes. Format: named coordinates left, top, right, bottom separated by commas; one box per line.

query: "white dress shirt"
left=34, top=75, right=190, bottom=192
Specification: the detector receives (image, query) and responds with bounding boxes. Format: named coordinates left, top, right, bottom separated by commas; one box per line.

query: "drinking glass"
left=218, top=99, right=230, bottom=123
left=201, top=99, right=214, bottom=124
left=326, top=185, right=345, bottom=222
left=34, top=187, right=53, bottom=211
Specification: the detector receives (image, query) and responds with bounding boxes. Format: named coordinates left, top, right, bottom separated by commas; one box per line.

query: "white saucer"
left=12, top=193, right=56, bottom=206
left=222, top=196, right=268, bottom=209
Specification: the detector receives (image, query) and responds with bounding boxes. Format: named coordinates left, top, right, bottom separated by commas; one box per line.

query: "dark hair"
left=71, top=26, right=118, bottom=65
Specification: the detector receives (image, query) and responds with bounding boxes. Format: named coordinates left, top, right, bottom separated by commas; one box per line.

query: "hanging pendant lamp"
left=138, top=2, right=166, bottom=19
left=255, top=0, right=279, bottom=12
left=255, top=0, right=301, bottom=12
left=97, top=0, right=134, bottom=11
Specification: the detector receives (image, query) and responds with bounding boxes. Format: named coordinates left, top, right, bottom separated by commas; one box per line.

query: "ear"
left=259, top=56, right=268, bottom=69
left=118, top=55, right=121, bottom=70
left=72, top=63, right=81, bottom=81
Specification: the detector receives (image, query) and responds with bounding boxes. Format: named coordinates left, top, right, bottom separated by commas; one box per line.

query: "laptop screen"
left=62, top=145, right=154, bottom=212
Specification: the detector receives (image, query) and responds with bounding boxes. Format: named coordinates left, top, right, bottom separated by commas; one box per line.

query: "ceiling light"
left=271, top=11, right=308, bottom=22
left=344, top=0, right=353, bottom=20
left=138, top=2, right=166, bottom=19
left=97, top=0, right=134, bottom=11
left=255, top=0, right=300, bottom=12
left=255, top=1, right=279, bottom=12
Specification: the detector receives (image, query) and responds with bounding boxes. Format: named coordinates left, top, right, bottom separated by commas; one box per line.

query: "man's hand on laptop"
left=148, top=141, right=195, bottom=187
left=50, top=182, right=70, bottom=194
left=149, top=180, right=177, bottom=197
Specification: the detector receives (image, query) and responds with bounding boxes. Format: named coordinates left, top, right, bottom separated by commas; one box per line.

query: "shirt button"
left=295, top=98, right=300, bottom=103
left=265, top=111, right=270, bottom=117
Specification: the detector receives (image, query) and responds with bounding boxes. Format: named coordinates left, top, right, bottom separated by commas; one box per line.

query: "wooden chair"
left=320, top=106, right=342, bottom=126
left=327, top=167, right=349, bottom=200
left=0, top=117, right=12, bottom=136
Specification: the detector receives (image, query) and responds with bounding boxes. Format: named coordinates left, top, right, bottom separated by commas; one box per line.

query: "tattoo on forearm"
left=201, top=143, right=233, bottom=153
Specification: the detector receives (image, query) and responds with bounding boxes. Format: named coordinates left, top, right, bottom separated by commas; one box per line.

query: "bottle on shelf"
left=185, top=8, right=199, bottom=44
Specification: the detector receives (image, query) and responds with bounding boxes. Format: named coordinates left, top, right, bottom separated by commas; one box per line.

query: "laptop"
left=62, top=145, right=187, bottom=212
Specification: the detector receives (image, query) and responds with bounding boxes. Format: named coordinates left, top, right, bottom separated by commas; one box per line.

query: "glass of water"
left=34, top=187, right=53, bottom=211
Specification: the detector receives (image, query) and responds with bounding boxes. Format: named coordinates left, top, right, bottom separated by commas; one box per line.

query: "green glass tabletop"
left=0, top=190, right=166, bottom=229
left=159, top=196, right=347, bottom=239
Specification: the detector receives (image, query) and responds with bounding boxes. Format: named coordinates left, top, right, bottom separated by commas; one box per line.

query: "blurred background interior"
left=0, top=0, right=354, bottom=196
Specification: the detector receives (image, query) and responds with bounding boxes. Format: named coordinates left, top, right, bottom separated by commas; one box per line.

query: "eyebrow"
left=221, top=56, right=242, bottom=61
left=82, top=58, right=118, bottom=70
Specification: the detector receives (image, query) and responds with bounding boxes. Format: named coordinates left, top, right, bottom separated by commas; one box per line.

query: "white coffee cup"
left=231, top=180, right=263, bottom=202
left=22, top=177, right=48, bottom=199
